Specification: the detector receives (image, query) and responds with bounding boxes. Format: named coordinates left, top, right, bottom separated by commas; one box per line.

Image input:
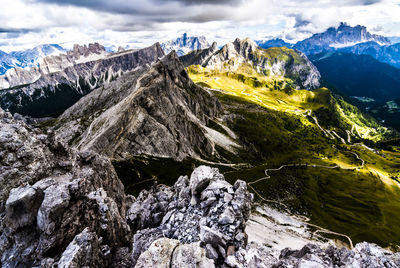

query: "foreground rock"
left=128, top=165, right=253, bottom=266
left=0, top=109, right=251, bottom=267
left=225, top=241, right=400, bottom=267
left=0, top=109, right=130, bottom=267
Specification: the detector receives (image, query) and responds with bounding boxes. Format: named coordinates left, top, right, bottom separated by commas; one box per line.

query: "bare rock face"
left=0, top=109, right=252, bottom=267
left=0, top=108, right=130, bottom=267
left=0, top=43, right=107, bottom=90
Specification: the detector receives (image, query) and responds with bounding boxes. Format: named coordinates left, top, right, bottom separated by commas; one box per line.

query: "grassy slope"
left=217, top=93, right=400, bottom=248
left=186, top=61, right=400, bottom=248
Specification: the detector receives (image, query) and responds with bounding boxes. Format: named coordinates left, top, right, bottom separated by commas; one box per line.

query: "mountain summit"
left=294, top=22, right=390, bottom=55
left=161, top=33, right=210, bottom=56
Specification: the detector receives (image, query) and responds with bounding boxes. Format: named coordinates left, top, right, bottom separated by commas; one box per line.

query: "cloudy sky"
left=0, top=0, right=400, bottom=52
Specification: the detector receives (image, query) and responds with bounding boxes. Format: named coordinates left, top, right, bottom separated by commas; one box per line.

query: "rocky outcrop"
left=225, top=241, right=400, bottom=267
left=55, top=51, right=231, bottom=161
left=0, top=110, right=252, bottom=268
left=135, top=238, right=214, bottom=268
left=128, top=165, right=253, bottom=265
left=0, top=43, right=164, bottom=117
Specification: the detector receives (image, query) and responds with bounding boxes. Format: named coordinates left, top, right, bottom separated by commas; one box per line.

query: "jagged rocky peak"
left=69, top=42, right=106, bottom=58
left=232, top=37, right=259, bottom=54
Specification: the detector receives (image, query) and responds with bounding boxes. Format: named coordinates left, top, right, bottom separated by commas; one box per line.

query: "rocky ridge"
left=0, top=110, right=399, bottom=267
left=0, top=43, right=164, bottom=117
left=54, top=51, right=232, bottom=161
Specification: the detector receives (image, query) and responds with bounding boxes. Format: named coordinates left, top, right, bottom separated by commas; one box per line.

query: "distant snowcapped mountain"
left=0, top=50, right=19, bottom=75
left=0, top=43, right=108, bottom=89
left=256, top=38, right=293, bottom=49
left=161, top=33, right=210, bottom=56
left=10, top=44, right=66, bottom=68
left=0, top=44, right=66, bottom=75
left=294, top=22, right=390, bottom=55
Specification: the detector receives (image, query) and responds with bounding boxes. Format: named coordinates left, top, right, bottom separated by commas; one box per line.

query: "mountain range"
left=0, top=43, right=163, bottom=117
left=257, top=22, right=400, bottom=69
left=0, top=44, right=66, bottom=75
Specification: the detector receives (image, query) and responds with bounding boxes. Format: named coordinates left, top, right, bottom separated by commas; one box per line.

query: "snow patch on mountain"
left=161, top=33, right=210, bottom=56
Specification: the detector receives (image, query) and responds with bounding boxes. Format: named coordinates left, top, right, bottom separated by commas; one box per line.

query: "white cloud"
left=0, top=0, right=399, bottom=52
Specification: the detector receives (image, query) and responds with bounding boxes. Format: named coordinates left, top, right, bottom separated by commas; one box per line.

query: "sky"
left=0, top=0, right=400, bottom=52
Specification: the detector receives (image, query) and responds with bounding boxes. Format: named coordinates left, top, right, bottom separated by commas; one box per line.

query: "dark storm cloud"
left=35, top=0, right=152, bottom=15
left=35, top=0, right=241, bottom=15
left=0, top=28, right=33, bottom=33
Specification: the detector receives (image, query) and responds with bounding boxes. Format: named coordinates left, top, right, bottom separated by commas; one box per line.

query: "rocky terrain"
left=0, top=43, right=164, bottom=117
left=184, top=37, right=321, bottom=90
left=161, top=33, right=210, bottom=56
left=1, top=108, right=399, bottom=267
left=54, top=51, right=231, bottom=161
